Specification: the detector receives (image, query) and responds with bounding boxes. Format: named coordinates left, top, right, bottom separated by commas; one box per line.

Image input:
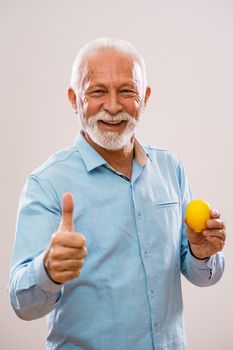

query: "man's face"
left=70, top=50, right=150, bottom=150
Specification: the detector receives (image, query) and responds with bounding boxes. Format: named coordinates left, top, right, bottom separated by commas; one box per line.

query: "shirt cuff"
left=187, top=248, right=218, bottom=269
left=33, top=252, right=64, bottom=293
left=188, top=252, right=209, bottom=266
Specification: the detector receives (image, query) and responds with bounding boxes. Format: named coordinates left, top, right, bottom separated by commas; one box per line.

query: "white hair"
left=70, top=37, right=148, bottom=97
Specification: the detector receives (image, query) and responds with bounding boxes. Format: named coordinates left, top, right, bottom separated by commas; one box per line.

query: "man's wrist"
left=188, top=242, right=209, bottom=260
left=43, top=260, right=62, bottom=285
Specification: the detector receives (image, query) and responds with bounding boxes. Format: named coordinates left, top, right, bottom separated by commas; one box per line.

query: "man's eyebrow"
left=86, top=83, right=107, bottom=90
left=87, top=81, right=138, bottom=89
left=119, top=82, right=137, bottom=88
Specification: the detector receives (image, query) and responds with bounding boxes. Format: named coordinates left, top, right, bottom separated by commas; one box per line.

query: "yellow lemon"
left=186, top=199, right=211, bottom=233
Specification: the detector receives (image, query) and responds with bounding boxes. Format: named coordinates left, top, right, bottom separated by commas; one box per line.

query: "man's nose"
left=103, top=92, right=123, bottom=115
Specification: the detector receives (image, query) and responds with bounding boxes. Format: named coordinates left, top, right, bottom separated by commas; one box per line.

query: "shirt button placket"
left=133, top=188, right=160, bottom=340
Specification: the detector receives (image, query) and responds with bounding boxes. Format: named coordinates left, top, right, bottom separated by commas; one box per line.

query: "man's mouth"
left=98, top=120, right=126, bottom=126
left=100, top=120, right=125, bottom=125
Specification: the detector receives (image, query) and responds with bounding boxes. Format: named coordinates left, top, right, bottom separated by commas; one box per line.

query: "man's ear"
left=67, top=88, right=77, bottom=112
left=143, top=86, right=151, bottom=107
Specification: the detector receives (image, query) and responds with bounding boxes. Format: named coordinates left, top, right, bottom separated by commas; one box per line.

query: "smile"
left=99, top=120, right=125, bottom=125
left=98, top=120, right=127, bottom=129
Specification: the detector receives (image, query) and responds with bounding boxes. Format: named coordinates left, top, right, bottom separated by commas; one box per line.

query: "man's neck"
left=82, top=131, right=134, bottom=179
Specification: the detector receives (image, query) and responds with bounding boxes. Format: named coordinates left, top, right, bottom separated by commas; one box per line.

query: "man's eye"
left=120, top=89, right=136, bottom=95
left=90, top=90, right=105, bottom=95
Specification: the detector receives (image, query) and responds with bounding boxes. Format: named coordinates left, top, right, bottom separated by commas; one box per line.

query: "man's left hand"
left=185, top=209, right=226, bottom=259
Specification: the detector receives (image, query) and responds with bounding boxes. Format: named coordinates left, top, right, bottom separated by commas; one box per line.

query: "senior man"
left=9, top=38, right=226, bottom=350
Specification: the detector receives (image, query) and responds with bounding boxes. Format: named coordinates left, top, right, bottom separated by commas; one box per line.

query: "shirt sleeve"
left=8, top=175, right=64, bottom=320
left=177, top=158, right=225, bottom=286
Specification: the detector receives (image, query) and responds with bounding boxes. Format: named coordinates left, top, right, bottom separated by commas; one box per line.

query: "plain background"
left=1, top=0, right=232, bottom=349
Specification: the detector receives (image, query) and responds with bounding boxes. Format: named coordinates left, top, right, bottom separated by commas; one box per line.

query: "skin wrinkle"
left=67, top=48, right=151, bottom=178
left=69, top=48, right=226, bottom=259
left=80, top=110, right=141, bottom=152
left=79, top=56, right=143, bottom=109
left=78, top=50, right=143, bottom=90
left=9, top=42, right=226, bottom=346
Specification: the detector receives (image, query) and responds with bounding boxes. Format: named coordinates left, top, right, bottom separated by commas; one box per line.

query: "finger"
left=202, top=229, right=226, bottom=241
left=59, top=193, right=74, bottom=232
left=207, top=218, right=225, bottom=230
left=51, top=259, right=84, bottom=272
left=202, top=236, right=225, bottom=250
left=52, top=231, right=86, bottom=249
left=50, top=245, right=88, bottom=260
left=51, top=270, right=81, bottom=284
left=210, top=208, right=220, bottom=219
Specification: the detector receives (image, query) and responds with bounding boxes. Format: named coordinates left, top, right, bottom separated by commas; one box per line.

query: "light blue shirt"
left=9, top=133, right=224, bottom=350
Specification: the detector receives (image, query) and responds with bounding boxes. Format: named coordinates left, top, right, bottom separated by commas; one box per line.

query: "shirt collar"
left=74, top=132, right=150, bottom=172
left=134, top=139, right=149, bottom=166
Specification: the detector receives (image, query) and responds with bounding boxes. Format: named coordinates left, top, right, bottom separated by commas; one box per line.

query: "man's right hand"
left=43, top=193, right=87, bottom=284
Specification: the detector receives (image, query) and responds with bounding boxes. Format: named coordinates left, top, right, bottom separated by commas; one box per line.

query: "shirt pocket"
left=146, top=200, right=182, bottom=276
left=152, top=199, right=181, bottom=231
left=149, top=199, right=181, bottom=250
left=154, top=200, right=180, bottom=208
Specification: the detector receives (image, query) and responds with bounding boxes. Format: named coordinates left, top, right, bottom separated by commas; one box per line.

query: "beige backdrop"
left=1, top=0, right=232, bottom=349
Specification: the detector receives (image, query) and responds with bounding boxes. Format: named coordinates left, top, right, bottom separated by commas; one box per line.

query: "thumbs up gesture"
left=44, top=193, right=87, bottom=284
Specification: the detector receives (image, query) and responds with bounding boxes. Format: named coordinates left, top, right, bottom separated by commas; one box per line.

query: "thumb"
left=59, top=192, right=74, bottom=232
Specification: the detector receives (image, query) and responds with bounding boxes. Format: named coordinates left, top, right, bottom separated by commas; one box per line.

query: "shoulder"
left=141, top=142, right=188, bottom=186
left=30, top=144, right=83, bottom=180
left=142, top=143, right=182, bottom=167
left=141, top=143, right=191, bottom=198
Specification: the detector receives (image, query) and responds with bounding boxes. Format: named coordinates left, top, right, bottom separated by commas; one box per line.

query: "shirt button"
left=137, top=212, right=142, bottom=220
left=144, top=250, right=149, bottom=258
left=153, top=322, right=159, bottom=330
left=149, top=289, right=155, bottom=297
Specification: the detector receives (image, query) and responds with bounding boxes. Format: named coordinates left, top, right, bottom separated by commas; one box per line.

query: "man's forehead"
left=87, top=64, right=135, bottom=82
left=84, top=50, right=140, bottom=82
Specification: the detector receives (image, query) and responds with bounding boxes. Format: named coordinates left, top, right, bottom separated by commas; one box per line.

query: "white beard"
left=79, top=111, right=141, bottom=151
